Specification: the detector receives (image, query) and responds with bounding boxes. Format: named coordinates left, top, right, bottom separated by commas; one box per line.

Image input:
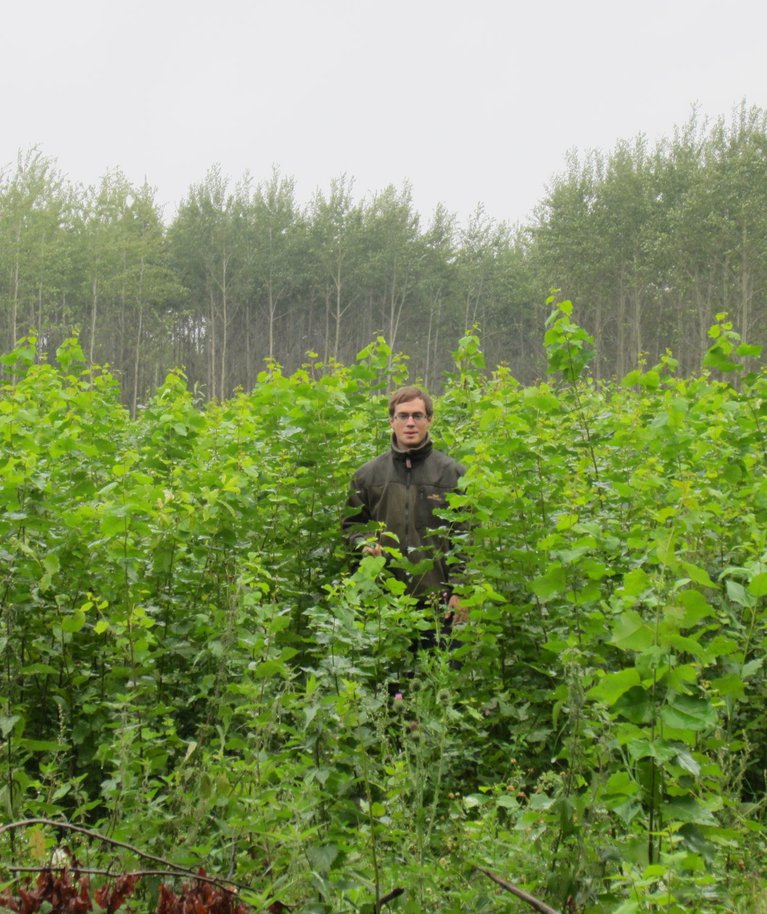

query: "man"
left=343, top=385, right=467, bottom=626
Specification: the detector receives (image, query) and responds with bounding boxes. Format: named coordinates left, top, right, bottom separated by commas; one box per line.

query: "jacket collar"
left=391, top=433, right=432, bottom=462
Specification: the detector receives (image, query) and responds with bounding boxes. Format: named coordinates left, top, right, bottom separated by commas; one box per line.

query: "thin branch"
left=475, top=867, right=561, bottom=914
left=9, top=867, right=229, bottom=889
left=0, top=819, right=243, bottom=892
left=0, top=819, right=187, bottom=874
left=374, top=887, right=404, bottom=911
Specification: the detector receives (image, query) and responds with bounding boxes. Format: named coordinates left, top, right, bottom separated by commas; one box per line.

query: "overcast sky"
left=3, top=0, right=766, bottom=226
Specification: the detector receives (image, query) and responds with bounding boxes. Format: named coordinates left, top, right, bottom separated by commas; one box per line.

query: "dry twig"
left=374, top=886, right=404, bottom=911
left=0, top=819, right=246, bottom=893
left=475, top=866, right=561, bottom=914
left=9, top=866, right=232, bottom=888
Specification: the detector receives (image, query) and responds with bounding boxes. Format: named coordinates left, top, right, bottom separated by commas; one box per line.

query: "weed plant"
left=1, top=313, right=766, bottom=912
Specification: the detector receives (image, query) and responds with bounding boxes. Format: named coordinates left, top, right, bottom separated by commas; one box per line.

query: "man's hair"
left=388, top=386, right=433, bottom=418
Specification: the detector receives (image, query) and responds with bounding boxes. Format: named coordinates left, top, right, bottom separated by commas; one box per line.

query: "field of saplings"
left=1, top=303, right=766, bottom=914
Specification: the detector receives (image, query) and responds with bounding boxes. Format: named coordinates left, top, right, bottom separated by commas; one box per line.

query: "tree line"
left=1, top=102, right=765, bottom=404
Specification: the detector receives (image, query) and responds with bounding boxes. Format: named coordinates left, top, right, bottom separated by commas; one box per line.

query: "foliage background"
left=1, top=305, right=766, bottom=913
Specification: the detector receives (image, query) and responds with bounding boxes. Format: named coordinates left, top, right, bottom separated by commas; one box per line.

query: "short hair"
left=388, top=386, right=433, bottom=418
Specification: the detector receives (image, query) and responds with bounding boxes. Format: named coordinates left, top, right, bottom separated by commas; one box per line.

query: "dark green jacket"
left=344, top=436, right=465, bottom=598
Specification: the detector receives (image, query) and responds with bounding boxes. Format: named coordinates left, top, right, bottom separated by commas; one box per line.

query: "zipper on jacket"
left=404, top=456, right=412, bottom=550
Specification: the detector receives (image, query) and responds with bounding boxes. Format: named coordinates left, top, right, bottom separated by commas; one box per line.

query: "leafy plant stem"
left=359, top=726, right=382, bottom=911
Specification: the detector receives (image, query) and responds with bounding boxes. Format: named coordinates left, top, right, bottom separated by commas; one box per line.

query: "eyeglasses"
left=393, top=412, right=428, bottom=422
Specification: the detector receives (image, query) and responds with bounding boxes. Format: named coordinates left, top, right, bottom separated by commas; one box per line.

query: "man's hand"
left=447, top=593, right=469, bottom=625
left=362, top=543, right=383, bottom=557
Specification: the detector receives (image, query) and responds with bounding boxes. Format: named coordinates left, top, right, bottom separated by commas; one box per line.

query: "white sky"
left=3, top=0, right=766, bottom=227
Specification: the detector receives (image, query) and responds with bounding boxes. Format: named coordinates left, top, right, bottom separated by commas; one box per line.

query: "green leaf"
left=621, top=369, right=643, bottom=387
left=21, top=663, right=59, bottom=676
left=660, top=695, right=717, bottom=732
left=251, top=659, right=286, bottom=679
left=588, top=668, right=641, bottom=706
left=613, top=687, right=653, bottom=724
left=703, top=343, right=740, bottom=373
left=306, top=844, right=339, bottom=874
left=673, top=589, right=714, bottom=627
left=709, top=673, right=746, bottom=699
left=612, top=901, right=639, bottom=914
left=680, top=562, right=717, bottom=589
left=61, top=609, right=86, bottom=634
left=19, top=739, right=68, bottom=753
left=0, top=715, right=21, bottom=737
left=100, top=513, right=127, bottom=537
left=555, top=513, right=579, bottom=531
left=748, top=572, right=767, bottom=597
left=530, top=563, right=566, bottom=599
left=610, top=610, right=655, bottom=652
left=726, top=579, right=750, bottom=607
left=664, top=797, right=718, bottom=825
left=626, top=738, right=678, bottom=763
left=674, top=749, right=701, bottom=777
left=622, top=568, right=650, bottom=597
left=603, top=770, right=640, bottom=798
left=40, top=552, right=60, bottom=591
left=666, top=634, right=707, bottom=660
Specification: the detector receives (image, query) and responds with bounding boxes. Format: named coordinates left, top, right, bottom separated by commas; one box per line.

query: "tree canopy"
left=2, top=104, right=766, bottom=404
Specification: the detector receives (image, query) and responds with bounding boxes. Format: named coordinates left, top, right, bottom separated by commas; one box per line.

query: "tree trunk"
left=89, top=277, right=98, bottom=364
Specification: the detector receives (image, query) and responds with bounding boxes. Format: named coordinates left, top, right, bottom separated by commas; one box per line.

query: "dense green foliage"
left=1, top=306, right=766, bottom=913
left=1, top=103, right=766, bottom=402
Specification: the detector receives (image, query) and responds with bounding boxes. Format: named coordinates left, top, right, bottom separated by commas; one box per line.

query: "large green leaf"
left=610, top=610, right=655, bottom=652
left=588, top=668, right=641, bottom=706
left=660, top=695, right=717, bottom=732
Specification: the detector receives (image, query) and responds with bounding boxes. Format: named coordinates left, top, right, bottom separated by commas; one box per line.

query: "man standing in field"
left=343, top=385, right=467, bottom=633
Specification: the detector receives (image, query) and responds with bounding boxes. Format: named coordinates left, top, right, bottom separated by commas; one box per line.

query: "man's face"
left=390, top=397, right=432, bottom=449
